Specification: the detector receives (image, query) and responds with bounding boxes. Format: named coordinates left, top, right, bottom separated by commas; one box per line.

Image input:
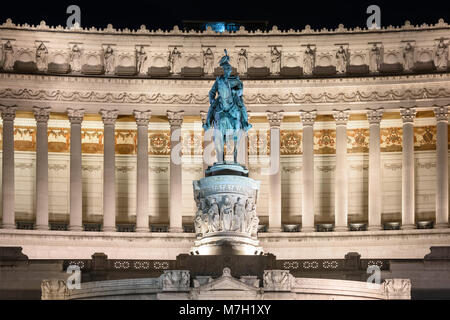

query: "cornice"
left=0, top=18, right=448, bottom=36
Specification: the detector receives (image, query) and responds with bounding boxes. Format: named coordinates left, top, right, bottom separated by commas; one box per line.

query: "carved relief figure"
left=369, top=43, right=383, bottom=72
left=104, top=45, right=115, bottom=74
left=2, top=40, right=14, bottom=71
left=303, top=45, right=315, bottom=75
left=203, top=47, right=215, bottom=74
left=402, top=42, right=415, bottom=71
left=194, top=199, right=209, bottom=236
left=36, top=42, right=48, bottom=71
left=237, top=48, right=248, bottom=75
left=335, top=45, right=348, bottom=73
left=69, top=44, right=82, bottom=72
left=207, top=197, right=220, bottom=232
left=232, top=197, right=246, bottom=231
left=136, top=46, right=147, bottom=74
left=270, top=46, right=281, bottom=75
left=220, top=195, right=234, bottom=231
left=168, top=47, right=182, bottom=74
left=434, top=39, right=448, bottom=70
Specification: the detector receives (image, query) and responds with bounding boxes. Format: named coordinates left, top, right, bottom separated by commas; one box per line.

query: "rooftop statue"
left=203, top=49, right=252, bottom=163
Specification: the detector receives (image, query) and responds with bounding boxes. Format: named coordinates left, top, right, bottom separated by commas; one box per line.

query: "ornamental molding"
left=1, top=87, right=450, bottom=106
left=1, top=18, right=448, bottom=36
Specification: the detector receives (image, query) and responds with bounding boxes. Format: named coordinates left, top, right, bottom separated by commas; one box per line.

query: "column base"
left=268, top=227, right=283, bottom=233
left=35, top=225, right=49, bottom=231
left=1, top=223, right=16, bottom=229
left=401, top=224, right=416, bottom=230
left=435, top=222, right=449, bottom=229
left=368, top=225, right=382, bottom=231
left=169, top=227, right=184, bottom=233
left=301, top=226, right=315, bottom=232
left=102, top=226, right=117, bottom=232
left=69, top=226, right=83, bottom=232
left=135, top=227, right=150, bottom=233
left=334, top=226, right=349, bottom=232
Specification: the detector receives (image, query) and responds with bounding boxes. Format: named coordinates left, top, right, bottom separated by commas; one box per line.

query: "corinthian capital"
left=299, top=110, right=317, bottom=127
left=33, top=106, right=51, bottom=123
left=400, top=108, right=416, bottom=123
left=266, top=110, right=284, bottom=128
left=332, top=109, right=350, bottom=126
left=366, top=108, right=384, bottom=124
left=0, top=105, right=17, bottom=122
left=434, top=106, right=449, bottom=122
left=167, top=110, right=184, bottom=127
left=133, top=110, right=151, bottom=126
left=99, top=109, right=119, bottom=125
left=67, top=108, right=85, bottom=124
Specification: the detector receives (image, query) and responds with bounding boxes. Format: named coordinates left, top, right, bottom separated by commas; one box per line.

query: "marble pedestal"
left=191, top=163, right=263, bottom=255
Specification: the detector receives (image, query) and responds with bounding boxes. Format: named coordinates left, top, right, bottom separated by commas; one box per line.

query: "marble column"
left=333, top=110, right=350, bottom=232
left=400, top=108, right=416, bottom=230
left=1, top=106, right=17, bottom=229
left=367, top=108, right=384, bottom=230
left=67, top=108, right=85, bottom=231
left=300, top=110, right=316, bottom=232
left=34, top=106, right=51, bottom=230
left=133, top=110, right=151, bottom=232
left=167, top=110, right=184, bottom=232
left=100, top=109, right=119, bottom=232
left=267, top=111, right=284, bottom=232
left=434, top=106, right=449, bottom=228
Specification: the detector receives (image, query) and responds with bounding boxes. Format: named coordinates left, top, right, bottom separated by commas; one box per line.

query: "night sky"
left=0, top=0, right=449, bottom=31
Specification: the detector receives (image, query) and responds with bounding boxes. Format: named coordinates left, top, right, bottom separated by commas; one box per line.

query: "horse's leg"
left=213, top=131, right=224, bottom=163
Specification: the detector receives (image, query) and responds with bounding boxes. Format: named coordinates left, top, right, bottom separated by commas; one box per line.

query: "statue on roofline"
left=203, top=49, right=252, bottom=163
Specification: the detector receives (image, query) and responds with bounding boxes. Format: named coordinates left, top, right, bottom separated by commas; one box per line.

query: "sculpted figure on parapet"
left=271, top=46, right=281, bottom=75
left=335, top=45, right=348, bottom=73
left=168, top=46, right=182, bottom=74
left=36, top=42, right=48, bottom=71
left=136, top=46, right=147, bottom=74
left=2, top=40, right=14, bottom=71
left=203, top=47, right=215, bottom=75
left=237, top=48, right=248, bottom=75
left=303, top=45, right=315, bottom=75
left=434, top=39, right=448, bottom=70
left=69, top=44, right=82, bottom=72
left=369, top=43, right=383, bottom=72
left=403, top=42, right=415, bottom=71
left=104, top=45, right=115, bottom=74
left=193, top=195, right=259, bottom=237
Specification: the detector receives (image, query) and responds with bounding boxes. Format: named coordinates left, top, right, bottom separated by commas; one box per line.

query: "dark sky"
left=1, top=0, right=449, bottom=31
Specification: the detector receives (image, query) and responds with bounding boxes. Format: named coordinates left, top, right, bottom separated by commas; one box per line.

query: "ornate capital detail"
left=41, top=280, right=67, bottom=300
left=266, top=110, right=284, bottom=128
left=200, top=111, right=208, bottom=125
left=400, top=107, right=416, bottom=123
left=0, top=105, right=17, bottom=122
left=382, top=279, right=411, bottom=299
left=332, top=109, right=350, bottom=125
left=366, top=108, right=384, bottom=124
left=167, top=110, right=184, bottom=127
left=99, top=109, right=119, bottom=125
left=67, top=108, right=85, bottom=124
left=299, top=110, right=317, bottom=127
left=133, top=110, right=151, bottom=126
left=434, top=106, right=449, bottom=122
left=33, top=106, right=51, bottom=123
